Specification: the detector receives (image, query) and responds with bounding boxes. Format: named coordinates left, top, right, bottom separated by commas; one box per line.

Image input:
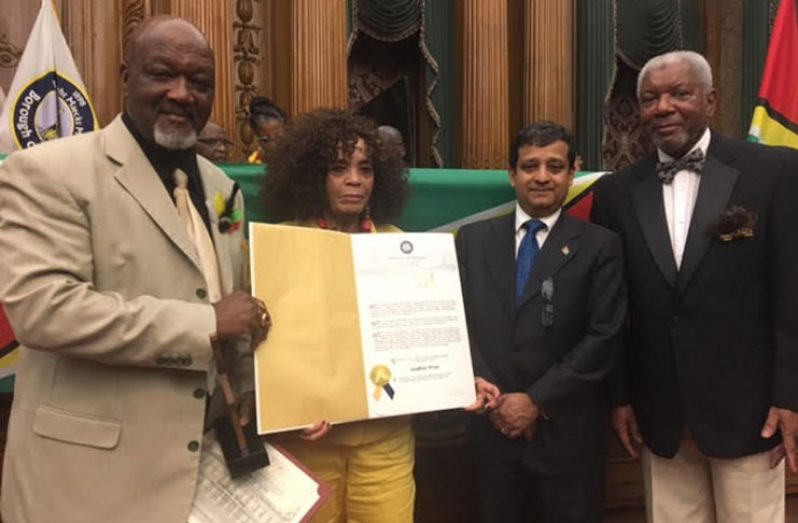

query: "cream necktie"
left=174, top=169, right=222, bottom=395
left=173, top=169, right=222, bottom=303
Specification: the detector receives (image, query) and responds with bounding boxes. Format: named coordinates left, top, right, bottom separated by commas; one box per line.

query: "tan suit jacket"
left=0, top=115, right=252, bottom=523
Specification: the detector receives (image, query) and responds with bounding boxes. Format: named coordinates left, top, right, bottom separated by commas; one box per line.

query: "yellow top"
left=274, top=218, right=409, bottom=446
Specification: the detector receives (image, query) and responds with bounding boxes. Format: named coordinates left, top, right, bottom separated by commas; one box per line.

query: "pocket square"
left=714, top=205, right=756, bottom=242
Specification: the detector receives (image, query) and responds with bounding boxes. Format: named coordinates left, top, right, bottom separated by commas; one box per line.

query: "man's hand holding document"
left=250, top=224, right=476, bottom=434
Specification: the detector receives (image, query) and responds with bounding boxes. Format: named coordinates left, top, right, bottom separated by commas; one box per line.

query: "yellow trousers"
left=278, top=421, right=415, bottom=523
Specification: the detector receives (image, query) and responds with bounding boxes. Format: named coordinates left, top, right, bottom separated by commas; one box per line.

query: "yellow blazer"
left=0, top=115, right=251, bottom=523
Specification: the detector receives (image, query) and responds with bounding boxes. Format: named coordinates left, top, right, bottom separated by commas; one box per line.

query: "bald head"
left=121, top=17, right=215, bottom=150
left=377, top=125, right=406, bottom=159
left=124, top=16, right=211, bottom=64
left=196, top=121, right=231, bottom=163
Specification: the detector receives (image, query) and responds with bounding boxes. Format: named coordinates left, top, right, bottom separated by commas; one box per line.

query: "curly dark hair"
left=261, top=109, right=410, bottom=225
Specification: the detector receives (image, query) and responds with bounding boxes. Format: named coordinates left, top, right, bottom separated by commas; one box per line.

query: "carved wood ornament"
left=0, top=33, right=22, bottom=69
left=122, top=0, right=152, bottom=55
left=234, top=0, right=261, bottom=157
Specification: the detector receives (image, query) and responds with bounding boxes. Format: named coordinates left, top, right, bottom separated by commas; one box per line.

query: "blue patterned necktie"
left=516, top=219, right=546, bottom=303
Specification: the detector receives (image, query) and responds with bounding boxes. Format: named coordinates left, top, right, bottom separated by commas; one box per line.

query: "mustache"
left=158, top=105, right=197, bottom=119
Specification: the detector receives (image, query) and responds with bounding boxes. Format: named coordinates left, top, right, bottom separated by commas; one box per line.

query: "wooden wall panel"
left=271, top=0, right=292, bottom=117
left=62, top=0, right=123, bottom=127
left=256, top=0, right=274, bottom=100
left=523, top=0, right=575, bottom=131
left=290, top=0, right=348, bottom=114
left=0, top=2, right=44, bottom=95
left=507, top=0, right=524, bottom=142
left=270, top=0, right=347, bottom=117
left=460, top=0, right=509, bottom=169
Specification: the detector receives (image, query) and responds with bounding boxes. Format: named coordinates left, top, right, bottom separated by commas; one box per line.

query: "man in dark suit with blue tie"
left=591, top=50, right=798, bottom=521
left=457, top=121, right=627, bottom=522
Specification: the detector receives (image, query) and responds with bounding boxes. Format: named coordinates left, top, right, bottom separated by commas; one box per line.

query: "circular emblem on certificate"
left=400, top=240, right=414, bottom=254
left=369, top=364, right=395, bottom=400
left=10, top=72, right=96, bottom=149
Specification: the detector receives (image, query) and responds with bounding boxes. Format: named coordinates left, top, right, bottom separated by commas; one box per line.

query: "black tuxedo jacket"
left=591, top=132, right=798, bottom=458
left=456, top=212, right=626, bottom=475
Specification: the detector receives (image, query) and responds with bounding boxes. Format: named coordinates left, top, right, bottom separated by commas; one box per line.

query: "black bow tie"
left=656, top=148, right=706, bottom=184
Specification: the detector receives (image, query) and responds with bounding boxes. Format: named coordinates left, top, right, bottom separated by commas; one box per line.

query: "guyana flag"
left=748, top=0, right=798, bottom=147
left=0, top=307, right=18, bottom=392
left=420, top=170, right=606, bottom=232
left=223, top=164, right=608, bottom=232
left=0, top=155, right=606, bottom=393
left=0, top=152, right=17, bottom=392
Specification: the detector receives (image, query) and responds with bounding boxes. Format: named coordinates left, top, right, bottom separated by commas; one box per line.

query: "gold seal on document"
left=370, top=365, right=395, bottom=401
left=370, top=365, right=392, bottom=386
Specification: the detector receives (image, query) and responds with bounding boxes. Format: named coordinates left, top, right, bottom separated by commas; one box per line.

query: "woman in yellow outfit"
left=261, top=109, right=413, bottom=523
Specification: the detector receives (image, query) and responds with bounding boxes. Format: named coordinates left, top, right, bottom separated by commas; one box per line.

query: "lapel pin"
left=561, top=245, right=570, bottom=256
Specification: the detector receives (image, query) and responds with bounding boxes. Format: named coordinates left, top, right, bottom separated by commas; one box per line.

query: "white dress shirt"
left=514, top=204, right=561, bottom=258
left=660, top=128, right=711, bottom=268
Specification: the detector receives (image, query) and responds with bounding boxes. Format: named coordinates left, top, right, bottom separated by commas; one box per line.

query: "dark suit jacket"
left=456, top=212, right=626, bottom=475
left=591, top=132, right=798, bottom=459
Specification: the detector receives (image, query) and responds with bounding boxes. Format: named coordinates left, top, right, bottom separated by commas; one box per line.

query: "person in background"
left=196, top=120, right=232, bottom=163
left=377, top=124, right=406, bottom=161
left=261, top=109, right=412, bottom=522
left=591, top=50, right=798, bottom=522
left=247, top=96, right=286, bottom=164
left=0, top=17, right=267, bottom=523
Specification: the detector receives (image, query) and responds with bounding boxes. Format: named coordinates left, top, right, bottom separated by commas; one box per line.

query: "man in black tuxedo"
left=458, top=121, right=626, bottom=522
left=591, top=50, right=798, bottom=522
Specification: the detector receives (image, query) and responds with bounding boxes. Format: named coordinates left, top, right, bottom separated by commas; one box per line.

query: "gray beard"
left=153, top=125, right=197, bottom=150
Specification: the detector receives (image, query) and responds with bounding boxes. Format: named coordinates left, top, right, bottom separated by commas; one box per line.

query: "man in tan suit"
left=0, top=17, right=268, bottom=523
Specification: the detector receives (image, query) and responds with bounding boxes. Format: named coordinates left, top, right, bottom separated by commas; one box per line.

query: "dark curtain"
left=423, top=0, right=457, bottom=167
left=356, top=0, right=423, bottom=41
left=347, top=0, right=456, bottom=167
left=603, top=0, right=683, bottom=170
left=617, top=0, right=682, bottom=69
left=602, top=57, right=655, bottom=170
left=577, top=0, right=615, bottom=171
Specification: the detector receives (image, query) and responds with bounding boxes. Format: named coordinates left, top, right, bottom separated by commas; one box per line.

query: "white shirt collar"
left=514, top=204, right=561, bottom=233
left=657, top=127, right=711, bottom=163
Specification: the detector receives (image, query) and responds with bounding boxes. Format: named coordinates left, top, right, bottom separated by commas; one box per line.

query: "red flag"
left=748, top=0, right=798, bottom=147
